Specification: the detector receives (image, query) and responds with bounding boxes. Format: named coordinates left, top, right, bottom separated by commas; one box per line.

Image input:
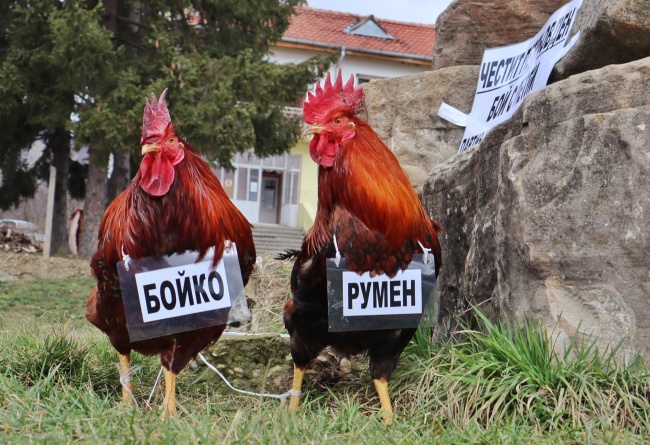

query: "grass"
left=394, top=314, right=650, bottom=435
left=0, top=279, right=93, bottom=320
left=0, top=276, right=649, bottom=443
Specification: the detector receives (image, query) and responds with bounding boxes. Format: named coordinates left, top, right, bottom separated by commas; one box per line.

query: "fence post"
left=43, top=166, right=56, bottom=258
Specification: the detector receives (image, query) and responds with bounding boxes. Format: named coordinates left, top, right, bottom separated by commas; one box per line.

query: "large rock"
left=552, top=0, right=650, bottom=79
left=423, top=57, right=650, bottom=360
left=361, top=67, right=479, bottom=193
left=434, top=0, right=650, bottom=84
left=433, top=0, right=567, bottom=70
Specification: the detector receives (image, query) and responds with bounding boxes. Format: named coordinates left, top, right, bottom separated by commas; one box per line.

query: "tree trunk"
left=107, top=152, right=131, bottom=203
left=49, top=128, right=70, bottom=255
left=101, top=0, right=117, bottom=32
left=79, top=145, right=108, bottom=257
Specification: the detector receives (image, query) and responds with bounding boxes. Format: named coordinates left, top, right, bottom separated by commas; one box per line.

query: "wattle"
left=310, top=135, right=338, bottom=167
left=140, top=153, right=176, bottom=197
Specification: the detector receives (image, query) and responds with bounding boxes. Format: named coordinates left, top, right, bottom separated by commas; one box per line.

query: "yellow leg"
left=160, top=368, right=177, bottom=420
left=118, top=353, right=134, bottom=405
left=288, top=364, right=306, bottom=412
left=373, top=378, right=394, bottom=425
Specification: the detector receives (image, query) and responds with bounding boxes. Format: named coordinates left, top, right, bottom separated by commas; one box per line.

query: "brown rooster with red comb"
left=85, top=89, right=256, bottom=418
left=282, top=71, right=441, bottom=424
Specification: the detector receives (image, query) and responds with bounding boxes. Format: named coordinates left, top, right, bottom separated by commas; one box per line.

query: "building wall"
left=292, top=140, right=319, bottom=230
left=269, top=46, right=429, bottom=82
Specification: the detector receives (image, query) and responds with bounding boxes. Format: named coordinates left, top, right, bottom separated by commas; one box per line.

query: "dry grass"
left=247, top=252, right=294, bottom=334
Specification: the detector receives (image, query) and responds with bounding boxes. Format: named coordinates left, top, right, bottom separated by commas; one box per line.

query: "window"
left=283, top=171, right=300, bottom=205
left=287, top=155, right=301, bottom=170
left=248, top=169, right=259, bottom=201
left=236, top=168, right=248, bottom=201
left=291, top=171, right=300, bottom=205
left=222, top=170, right=235, bottom=199
left=345, top=16, right=394, bottom=40
left=357, top=74, right=384, bottom=85
left=283, top=172, right=291, bottom=205
left=262, top=156, right=274, bottom=167
left=246, top=152, right=261, bottom=165
left=274, top=155, right=286, bottom=168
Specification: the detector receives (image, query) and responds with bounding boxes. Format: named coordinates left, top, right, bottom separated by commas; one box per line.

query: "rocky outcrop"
left=433, top=0, right=567, bottom=70
left=422, top=58, right=650, bottom=360
left=552, top=0, right=650, bottom=79
left=434, top=0, right=650, bottom=84
left=361, top=66, right=479, bottom=193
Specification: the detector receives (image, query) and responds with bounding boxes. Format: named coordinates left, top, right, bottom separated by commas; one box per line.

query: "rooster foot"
left=373, top=378, right=394, bottom=426
left=160, top=368, right=177, bottom=420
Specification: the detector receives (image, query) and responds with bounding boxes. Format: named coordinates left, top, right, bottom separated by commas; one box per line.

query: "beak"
left=301, top=123, right=325, bottom=138
left=141, top=144, right=160, bottom=155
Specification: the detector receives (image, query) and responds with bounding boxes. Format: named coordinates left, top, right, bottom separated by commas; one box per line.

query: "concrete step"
left=252, top=224, right=305, bottom=253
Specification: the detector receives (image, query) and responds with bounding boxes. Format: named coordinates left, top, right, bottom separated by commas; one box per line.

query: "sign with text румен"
left=327, top=253, right=437, bottom=332
left=342, top=268, right=423, bottom=317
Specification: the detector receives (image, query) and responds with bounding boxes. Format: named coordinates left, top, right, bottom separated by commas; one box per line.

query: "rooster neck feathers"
left=100, top=144, right=250, bottom=269
left=322, top=123, right=430, bottom=248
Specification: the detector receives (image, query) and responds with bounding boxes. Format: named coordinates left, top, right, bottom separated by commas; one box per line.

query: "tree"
left=0, top=1, right=115, bottom=253
left=1, top=0, right=330, bottom=256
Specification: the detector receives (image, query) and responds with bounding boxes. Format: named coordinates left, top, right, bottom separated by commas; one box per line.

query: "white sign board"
left=342, top=268, right=422, bottom=316
left=135, top=257, right=231, bottom=322
left=326, top=253, right=437, bottom=332
left=439, top=0, right=584, bottom=153
left=117, top=246, right=248, bottom=342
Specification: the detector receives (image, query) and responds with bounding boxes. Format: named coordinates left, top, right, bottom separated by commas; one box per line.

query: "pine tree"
left=0, top=1, right=115, bottom=253
left=0, top=0, right=330, bottom=256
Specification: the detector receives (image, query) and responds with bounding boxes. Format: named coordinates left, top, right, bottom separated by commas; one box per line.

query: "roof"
left=278, top=7, right=436, bottom=64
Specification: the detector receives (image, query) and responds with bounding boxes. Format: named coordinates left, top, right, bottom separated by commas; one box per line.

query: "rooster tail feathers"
left=275, top=249, right=301, bottom=261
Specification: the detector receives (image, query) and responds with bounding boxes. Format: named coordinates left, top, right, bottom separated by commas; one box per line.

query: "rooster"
left=283, top=71, right=441, bottom=425
left=85, top=89, right=256, bottom=418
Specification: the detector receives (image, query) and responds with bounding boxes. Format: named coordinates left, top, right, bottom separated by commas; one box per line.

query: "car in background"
left=0, top=219, right=45, bottom=242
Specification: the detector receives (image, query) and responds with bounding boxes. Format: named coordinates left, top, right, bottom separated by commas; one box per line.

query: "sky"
left=306, top=0, right=455, bottom=25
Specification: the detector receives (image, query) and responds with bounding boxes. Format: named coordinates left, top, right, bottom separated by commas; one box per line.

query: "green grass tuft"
left=395, top=309, right=650, bottom=435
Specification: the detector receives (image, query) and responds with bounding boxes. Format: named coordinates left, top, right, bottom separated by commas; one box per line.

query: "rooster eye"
left=333, top=117, right=344, bottom=126
left=168, top=137, right=175, bottom=144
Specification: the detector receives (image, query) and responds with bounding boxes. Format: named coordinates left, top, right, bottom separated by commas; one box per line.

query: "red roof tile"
left=280, top=6, right=436, bottom=62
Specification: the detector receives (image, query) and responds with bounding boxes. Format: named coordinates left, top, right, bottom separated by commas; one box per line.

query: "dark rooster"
left=283, top=71, right=441, bottom=425
left=86, top=90, right=256, bottom=418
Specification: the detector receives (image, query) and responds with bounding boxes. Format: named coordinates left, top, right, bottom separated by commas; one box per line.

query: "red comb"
left=303, top=70, right=365, bottom=124
left=141, top=89, right=171, bottom=144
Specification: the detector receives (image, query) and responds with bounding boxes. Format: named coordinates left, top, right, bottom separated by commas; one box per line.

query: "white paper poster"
left=438, top=0, right=584, bottom=153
